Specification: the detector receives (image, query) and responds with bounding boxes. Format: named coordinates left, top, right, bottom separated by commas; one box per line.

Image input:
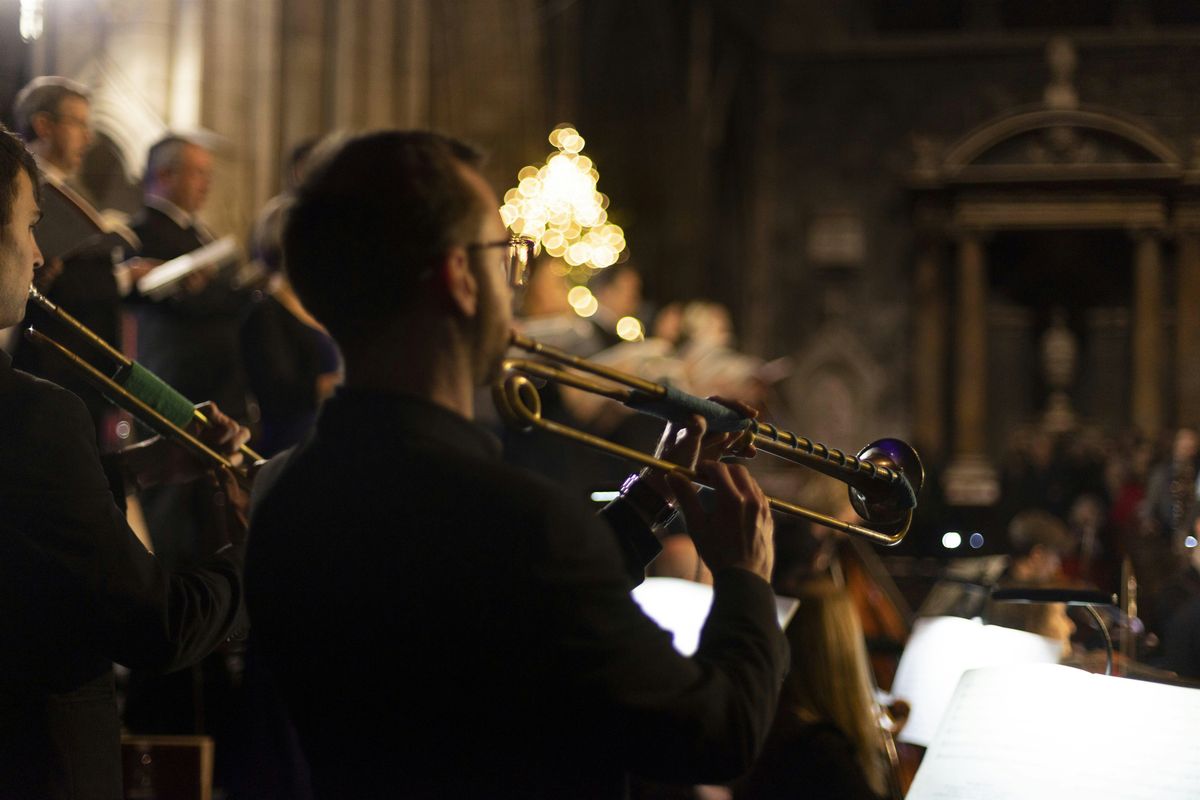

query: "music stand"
left=990, top=587, right=1117, bottom=675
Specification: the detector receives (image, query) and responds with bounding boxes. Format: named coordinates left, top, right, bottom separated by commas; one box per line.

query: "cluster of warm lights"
left=500, top=126, right=627, bottom=270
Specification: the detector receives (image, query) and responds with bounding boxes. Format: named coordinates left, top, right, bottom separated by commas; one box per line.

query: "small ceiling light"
left=20, top=0, right=44, bottom=42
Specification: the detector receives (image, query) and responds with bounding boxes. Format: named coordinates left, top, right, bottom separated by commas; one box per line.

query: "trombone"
left=24, top=286, right=262, bottom=485
left=495, top=333, right=923, bottom=545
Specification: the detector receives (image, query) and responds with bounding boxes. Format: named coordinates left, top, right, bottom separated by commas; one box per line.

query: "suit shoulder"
left=1, top=365, right=93, bottom=420
left=471, top=453, right=596, bottom=521
left=0, top=368, right=104, bottom=489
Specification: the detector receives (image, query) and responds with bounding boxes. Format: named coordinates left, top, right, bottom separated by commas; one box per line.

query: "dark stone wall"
left=529, top=0, right=1200, bottom=456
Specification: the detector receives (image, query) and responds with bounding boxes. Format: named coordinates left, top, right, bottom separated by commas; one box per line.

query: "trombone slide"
left=26, top=285, right=263, bottom=463
left=498, top=334, right=924, bottom=546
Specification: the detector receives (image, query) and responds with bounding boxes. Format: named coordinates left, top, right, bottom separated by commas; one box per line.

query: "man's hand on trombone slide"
left=113, top=400, right=251, bottom=490
left=627, top=397, right=776, bottom=582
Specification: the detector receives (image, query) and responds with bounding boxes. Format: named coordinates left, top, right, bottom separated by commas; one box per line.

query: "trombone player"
left=246, top=131, right=789, bottom=798
left=0, top=125, right=250, bottom=799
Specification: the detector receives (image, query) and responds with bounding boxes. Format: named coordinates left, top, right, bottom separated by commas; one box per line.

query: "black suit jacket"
left=0, top=351, right=245, bottom=799
left=130, top=205, right=250, bottom=418
left=245, top=389, right=788, bottom=799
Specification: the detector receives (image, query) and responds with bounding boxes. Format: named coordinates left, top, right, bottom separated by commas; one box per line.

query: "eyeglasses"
left=467, top=236, right=535, bottom=288
left=52, top=114, right=91, bottom=134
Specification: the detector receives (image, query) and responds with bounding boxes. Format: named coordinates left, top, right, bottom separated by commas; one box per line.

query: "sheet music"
left=891, top=616, right=1063, bottom=746
left=136, top=236, right=239, bottom=299
left=907, top=663, right=1200, bottom=800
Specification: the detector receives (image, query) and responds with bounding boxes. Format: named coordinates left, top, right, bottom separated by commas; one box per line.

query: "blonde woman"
left=735, top=581, right=890, bottom=800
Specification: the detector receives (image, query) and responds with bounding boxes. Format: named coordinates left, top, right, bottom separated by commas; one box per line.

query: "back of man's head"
left=12, top=76, right=90, bottom=141
left=283, top=130, right=483, bottom=347
left=0, top=125, right=40, bottom=234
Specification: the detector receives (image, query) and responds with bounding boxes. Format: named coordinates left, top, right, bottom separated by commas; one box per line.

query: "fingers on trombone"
left=707, top=395, right=759, bottom=420
left=726, top=464, right=769, bottom=524
left=696, top=460, right=745, bottom=508
left=195, top=401, right=251, bottom=464
left=727, top=430, right=757, bottom=458
left=664, top=476, right=698, bottom=522
left=706, top=395, right=759, bottom=457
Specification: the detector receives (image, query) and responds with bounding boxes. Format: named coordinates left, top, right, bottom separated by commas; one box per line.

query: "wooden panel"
left=122, top=734, right=214, bottom=800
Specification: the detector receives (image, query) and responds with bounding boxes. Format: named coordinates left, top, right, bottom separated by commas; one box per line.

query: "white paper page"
left=137, top=236, right=239, bottom=299
left=907, top=663, right=1200, bottom=800
left=631, top=577, right=799, bottom=656
left=891, top=616, right=1063, bottom=746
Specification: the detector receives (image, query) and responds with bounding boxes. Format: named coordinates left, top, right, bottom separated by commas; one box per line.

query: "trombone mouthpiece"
left=27, top=284, right=54, bottom=311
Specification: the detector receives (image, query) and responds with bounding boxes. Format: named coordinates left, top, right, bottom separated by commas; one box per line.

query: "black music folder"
left=36, top=181, right=136, bottom=262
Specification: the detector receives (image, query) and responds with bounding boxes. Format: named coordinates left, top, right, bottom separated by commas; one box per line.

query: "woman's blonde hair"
left=781, top=580, right=888, bottom=796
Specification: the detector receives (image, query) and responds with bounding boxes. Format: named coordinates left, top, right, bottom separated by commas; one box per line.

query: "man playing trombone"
left=245, top=131, right=789, bottom=798
left=0, top=125, right=251, bottom=800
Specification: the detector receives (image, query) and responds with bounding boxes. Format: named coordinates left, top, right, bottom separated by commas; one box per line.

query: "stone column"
left=393, top=0, right=431, bottom=128
left=912, top=237, right=946, bottom=462
left=329, top=0, right=364, bottom=127
left=1176, top=219, right=1200, bottom=426
left=955, top=234, right=988, bottom=456
left=279, top=0, right=328, bottom=147
left=1131, top=231, right=1164, bottom=436
left=944, top=232, right=998, bottom=505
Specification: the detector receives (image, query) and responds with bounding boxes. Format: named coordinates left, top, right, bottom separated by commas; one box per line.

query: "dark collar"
left=0, top=348, right=14, bottom=392
left=317, top=388, right=501, bottom=461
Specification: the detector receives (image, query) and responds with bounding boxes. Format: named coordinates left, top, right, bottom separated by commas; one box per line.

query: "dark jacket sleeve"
left=529, top=494, right=789, bottom=784
left=6, top=382, right=244, bottom=672
left=597, top=495, right=663, bottom=585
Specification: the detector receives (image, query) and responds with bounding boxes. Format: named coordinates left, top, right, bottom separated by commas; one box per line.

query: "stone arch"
left=784, top=324, right=888, bottom=447
left=943, top=105, right=1182, bottom=173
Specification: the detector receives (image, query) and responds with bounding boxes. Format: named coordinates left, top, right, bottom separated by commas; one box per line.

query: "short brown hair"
left=12, top=76, right=90, bottom=140
left=0, top=125, right=40, bottom=235
left=282, top=130, right=484, bottom=346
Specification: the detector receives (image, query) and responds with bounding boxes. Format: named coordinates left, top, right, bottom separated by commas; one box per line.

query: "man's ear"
left=30, top=112, right=54, bottom=142
left=437, top=246, right=478, bottom=318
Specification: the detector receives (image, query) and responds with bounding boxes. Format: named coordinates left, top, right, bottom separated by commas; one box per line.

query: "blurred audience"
left=1005, top=509, right=1072, bottom=586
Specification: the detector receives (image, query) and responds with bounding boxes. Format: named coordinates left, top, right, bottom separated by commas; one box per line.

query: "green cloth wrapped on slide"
left=118, top=362, right=196, bottom=429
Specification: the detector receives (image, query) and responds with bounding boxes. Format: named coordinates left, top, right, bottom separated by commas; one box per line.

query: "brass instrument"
left=495, top=333, right=923, bottom=545
left=24, top=286, right=262, bottom=483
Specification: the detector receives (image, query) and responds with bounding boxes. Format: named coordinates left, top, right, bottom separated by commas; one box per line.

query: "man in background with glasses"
left=245, top=130, right=787, bottom=799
